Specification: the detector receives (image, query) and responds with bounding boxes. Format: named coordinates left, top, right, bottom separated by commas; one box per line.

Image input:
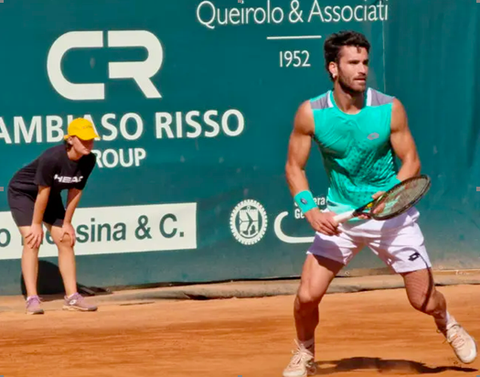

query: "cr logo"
left=47, top=30, right=163, bottom=101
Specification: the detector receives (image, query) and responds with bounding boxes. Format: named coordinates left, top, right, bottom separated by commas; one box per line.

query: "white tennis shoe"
left=283, top=340, right=317, bottom=377
left=445, top=316, right=477, bottom=364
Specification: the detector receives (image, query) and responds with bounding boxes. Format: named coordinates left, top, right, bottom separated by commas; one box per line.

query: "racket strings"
left=373, top=178, right=430, bottom=217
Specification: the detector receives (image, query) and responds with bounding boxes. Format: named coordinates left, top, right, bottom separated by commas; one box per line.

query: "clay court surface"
left=1, top=284, right=479, bottom=377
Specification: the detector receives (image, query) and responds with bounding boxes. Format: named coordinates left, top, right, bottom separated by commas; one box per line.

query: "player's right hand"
left=304, top=208, right=341, bottom=236
left=26, top=223, right=44, bottom=249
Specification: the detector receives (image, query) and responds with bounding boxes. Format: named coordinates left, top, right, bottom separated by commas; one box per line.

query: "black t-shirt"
left=9, top=144, right=96, bottom=197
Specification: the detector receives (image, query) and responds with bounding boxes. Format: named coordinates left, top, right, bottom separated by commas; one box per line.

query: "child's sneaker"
left=26, top=295, right=44, bottom=315
left=63, top=292, right=98, bottom=312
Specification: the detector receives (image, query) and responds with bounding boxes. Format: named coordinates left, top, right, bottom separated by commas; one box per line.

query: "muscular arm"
left=285, top=101, right=340, bottom=235
left=32, top=186, right=51, bottom=225
left=65, top=188, right=83, bottom=224
left=390, top=98, right=421, bottom=181
left=285, top=100, right=316, bottom=196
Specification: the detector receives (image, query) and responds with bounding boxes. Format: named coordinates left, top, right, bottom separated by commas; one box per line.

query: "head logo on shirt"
left=54, top=174, right=84, bottom=184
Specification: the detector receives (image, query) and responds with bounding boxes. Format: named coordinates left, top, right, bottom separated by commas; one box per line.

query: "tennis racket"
left=332, top=175, right=431, bottom=223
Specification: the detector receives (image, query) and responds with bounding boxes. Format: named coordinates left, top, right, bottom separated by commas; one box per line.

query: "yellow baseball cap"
left=64, top=118, right=99, bottom=140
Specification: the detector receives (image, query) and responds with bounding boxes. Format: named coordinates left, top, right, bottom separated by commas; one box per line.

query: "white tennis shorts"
left=307, top=207, right=432, bottom=273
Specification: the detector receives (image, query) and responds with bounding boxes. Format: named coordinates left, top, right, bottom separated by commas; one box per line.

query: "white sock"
left=298, top=338, right=315, bottom=351
left=67, top=292, right=78, bottom=299
left=446, top=310, right=452, bottom=323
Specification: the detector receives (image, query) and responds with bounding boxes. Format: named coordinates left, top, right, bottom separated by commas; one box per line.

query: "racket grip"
left=333, top=210, right=355, bottom=224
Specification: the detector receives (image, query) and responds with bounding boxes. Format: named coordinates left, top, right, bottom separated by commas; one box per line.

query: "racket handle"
left=333, top=210, right=355, bottom=224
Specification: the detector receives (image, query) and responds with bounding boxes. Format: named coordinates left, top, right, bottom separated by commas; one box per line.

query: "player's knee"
left=22, top=242, right=40, bottom=253
left=295, top=288, right=323, bottom=309
left=55, top=233, right=72, bottom=247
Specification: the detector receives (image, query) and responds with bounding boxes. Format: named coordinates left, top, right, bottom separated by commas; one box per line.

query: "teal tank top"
left=310, top=88, right=400, bottom=217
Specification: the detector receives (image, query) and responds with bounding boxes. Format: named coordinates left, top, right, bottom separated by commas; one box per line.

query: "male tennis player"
left=282, top=31, right=477, bottom=376
left=8, top=118, right=99, bottom=315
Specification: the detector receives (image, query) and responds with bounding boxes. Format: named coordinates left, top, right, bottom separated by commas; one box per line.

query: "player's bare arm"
left=65, top=188, right=82, bottom=223
left=390, top=98, right=421, bottom=181
left=285, top=100, right=314, bottom=195
left=32, top=186, right=50, bottom=225
left=285, top=101, right=340, bottom=236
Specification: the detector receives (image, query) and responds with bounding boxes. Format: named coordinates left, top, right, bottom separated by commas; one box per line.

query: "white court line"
left=267, top=35, right=323, bottom=40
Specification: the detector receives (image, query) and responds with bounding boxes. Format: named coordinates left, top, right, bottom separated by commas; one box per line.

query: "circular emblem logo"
left=230, top=199, right=268, bottom=245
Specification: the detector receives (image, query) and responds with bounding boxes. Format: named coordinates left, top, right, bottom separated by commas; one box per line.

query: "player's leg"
left=368, top=208, right=477, bottom=364
left=283, top=228, right=363, bottom=377
left=283, top=254, right=343, bottom=377
left=7, top=189, right=44, bottom=314
left=44, top=222, right=97, bottom=312
left=295, top=253, right=344, bottom=346
left=43, top=196, right=98, bottom=312
left=401, top=265, right=477, bottom=364
left=18, top=225, right=44, bottom=314
left=45, top=223, right=77, bottom=296
left=400, top=266, right=447, bottom=332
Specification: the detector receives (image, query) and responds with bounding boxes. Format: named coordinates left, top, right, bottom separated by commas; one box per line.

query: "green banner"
left=0, top=0, right=478, bottom=294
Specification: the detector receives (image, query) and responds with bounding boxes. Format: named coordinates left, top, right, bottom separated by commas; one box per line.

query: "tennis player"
left=282, top=31, right=477, bottom=376
left=7, top=118, right=99, bottom=315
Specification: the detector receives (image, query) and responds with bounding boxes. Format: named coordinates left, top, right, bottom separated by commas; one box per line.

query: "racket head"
left=369, top=175, right=431, bottom=220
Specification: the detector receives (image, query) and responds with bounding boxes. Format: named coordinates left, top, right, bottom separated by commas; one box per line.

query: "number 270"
left=280, top=50, right=311, bottom=68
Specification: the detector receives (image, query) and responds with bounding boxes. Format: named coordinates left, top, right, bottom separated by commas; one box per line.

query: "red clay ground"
left=1, top=284, right=479, bottom=377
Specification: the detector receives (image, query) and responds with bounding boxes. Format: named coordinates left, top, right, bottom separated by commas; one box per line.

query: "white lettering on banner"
left=120, top=113, right=144, bottom=141
left=46, top=116, right=64, bottom=142
left=274, top=196, right=326, bottom=243
left=91, top=148, right=147, bottom=168
left=0, top=203, right=197, bottom=260
left=197, top=0, right=285, bottom=30
left=0, top=117, right=12, bottom=144
left=14, top=116, right=42, bottom=143
left=196, top=0, right=389, bottom=29
left=0, top=111, right=245, bottom=144
left=46, top=30, right=163, bottom=101
left=155, top=110, right=244, bottom=139
left=308, top=2, right=388, bottom=23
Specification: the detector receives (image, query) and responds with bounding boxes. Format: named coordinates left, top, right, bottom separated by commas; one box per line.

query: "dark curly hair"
left=324, top=30, right=370, bottom=81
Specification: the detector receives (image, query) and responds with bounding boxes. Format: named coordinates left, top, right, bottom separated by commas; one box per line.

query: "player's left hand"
left=61, top=223, right=76, bottom=247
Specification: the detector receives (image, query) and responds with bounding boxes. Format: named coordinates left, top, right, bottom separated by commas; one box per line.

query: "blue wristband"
left=294, top=190, right=317, bottom=214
